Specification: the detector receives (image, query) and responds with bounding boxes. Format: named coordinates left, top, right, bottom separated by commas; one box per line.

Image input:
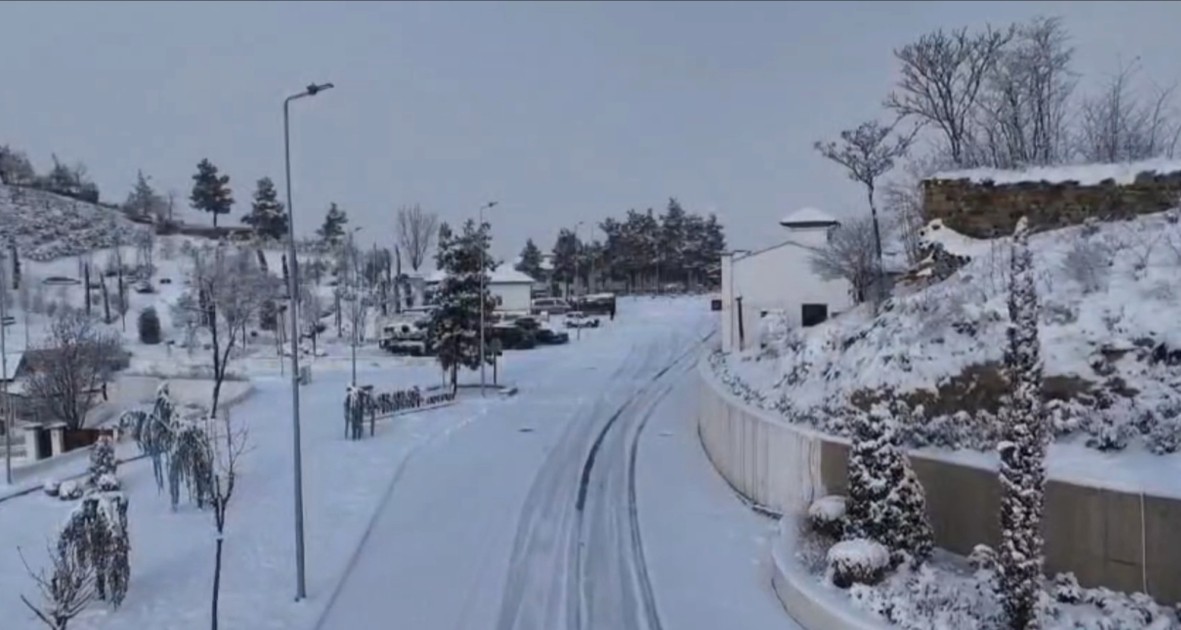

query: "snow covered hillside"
left=0, top=184, right=150, bottom=261
left=722, top=210, right=1181, bottom=456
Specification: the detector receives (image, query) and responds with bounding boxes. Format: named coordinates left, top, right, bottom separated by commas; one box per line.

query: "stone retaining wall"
left=697, top=361, right=1181, bottom=604
left=922, top=171, right=1181, bottom=238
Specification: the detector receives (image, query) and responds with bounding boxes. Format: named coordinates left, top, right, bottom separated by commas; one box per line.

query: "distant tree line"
left=516, top=198, right=726, bottom=294
left=0, top=145, right=100, bottom=203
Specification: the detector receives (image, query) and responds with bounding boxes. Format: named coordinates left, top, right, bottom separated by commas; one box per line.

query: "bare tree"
left=207, top=409, right=247, bottom=630
left=26, top=311, right=122, bottom=430
left=186, top=245, right=275, bottom=417
left=19, top=545, right=96, bottom=630
left=885, top=25, right=1014, bottom=167
left=396, top=204, right=438, bottom=272
left=1077, top=57, right=1181, bottom=163
left=809, top=216, right=881, bottom=305
left=973, top=16, right=1076, bottom=168
left=815, top=119, right=917, bottom=266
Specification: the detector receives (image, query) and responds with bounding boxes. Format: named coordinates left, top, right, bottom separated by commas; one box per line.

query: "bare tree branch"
left=1078, top=57, right=1181, bottom=162
left=808, top=216, right=881, bottom=305
left=885, top=24, right=1014, bottom=167
left=26, top=311, right=123, bottom=430
left=19, top=544, right=97, bottom=629
left=396, top=204, right=438, bottom=272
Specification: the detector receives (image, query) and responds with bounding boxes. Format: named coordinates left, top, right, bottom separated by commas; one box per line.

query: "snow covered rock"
left=42, top=479, right=61, bottom=497
left=807, top=495, right=847, bottom=539
left=57, top=479, right=84, bottom=500
left=827, top=538, right=890, bottom=588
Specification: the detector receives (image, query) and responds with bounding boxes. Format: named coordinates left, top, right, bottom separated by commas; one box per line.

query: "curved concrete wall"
left=697, top=360, right=1181, bottom=605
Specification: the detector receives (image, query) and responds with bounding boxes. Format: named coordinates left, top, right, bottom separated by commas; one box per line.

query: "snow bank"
left=933, top=157, right=1181, bottom=186
left=720, top=210, right=1181, bottom=457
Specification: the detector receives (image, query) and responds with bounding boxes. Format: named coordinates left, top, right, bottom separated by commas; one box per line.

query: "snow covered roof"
left=931, top=157, right=1181, bottom=186
left=1, top=352, right=23, bottom=382
left=779, top=207, right=839, bottom=228
left=426, top=266, right=536, bottom=285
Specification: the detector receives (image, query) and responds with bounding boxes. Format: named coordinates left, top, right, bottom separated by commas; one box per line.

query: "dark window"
left=801, top=303, right=828, bottom=327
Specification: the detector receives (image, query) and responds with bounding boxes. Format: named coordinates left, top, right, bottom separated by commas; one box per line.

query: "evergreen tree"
left=88, top=435, right=117, bottom=489
left=515, top=238, right=544, bottom=280
left=123, top=170, right=165, bottom=221
left=659, top=198, right=688, bottom=285
left=997, top=217, right=1048, bottom=630
left=844, top=401, right=933, bottom=567
left=242, top=177, right=288, bottom=241
left=317, top=202, right=348, bottom=246
left=551, top=229, right=580, bottom=296
left=431, top=220, right=496, bottom=389
left=137, top=307, right=161, bottom=345
left=189, top=159, right=234, bottom=228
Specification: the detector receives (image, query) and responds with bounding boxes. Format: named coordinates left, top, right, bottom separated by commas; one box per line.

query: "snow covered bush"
left=997, top=217, right=1049, bottom=630
left=845, top=401, right=933, bottom=567
left=1061, top=238, right=1111, bottom=294
left=87, top=435, right=117, bottom=489
left=827, top=538, right=890, bottom=588
left=168, top=420, right=214, bottom=510
left=137, top=306, right=161, bottom=345
left=42, top=479, right=61, bottom=498
left=58, top=491, right=131, bottom=608
left=807, top=495, right=847, bottom=539
left=57, top=480, right=84, bottom=501
left=757, top=309, right=790, bottom=357
left=95, top=473, right=120, bottom=492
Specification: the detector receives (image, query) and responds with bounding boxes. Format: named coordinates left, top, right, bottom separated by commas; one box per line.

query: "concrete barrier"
left=696, top=360, right=1181, bottom=605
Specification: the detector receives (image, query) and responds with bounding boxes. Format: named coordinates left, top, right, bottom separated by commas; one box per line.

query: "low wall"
left=697, top=361, right=1181, bottom=605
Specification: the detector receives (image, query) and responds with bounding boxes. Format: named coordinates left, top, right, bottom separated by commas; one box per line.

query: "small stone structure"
left=923, top=169, right=1181, bottom=238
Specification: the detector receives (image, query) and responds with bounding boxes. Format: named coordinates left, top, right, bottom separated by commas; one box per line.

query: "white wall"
left=491, top=283, right=532, bottom=312
left=720, top=229, right=851, bottom=352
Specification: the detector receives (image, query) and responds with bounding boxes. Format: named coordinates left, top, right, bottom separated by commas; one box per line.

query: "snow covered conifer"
left=242, top=177, right=287, bottom=241
left=997, top=216, right=1048, bottom=630
left=137, top=306, right=161, bottom=345
left=430, top=220, right=496, bottom=390
left=88, top=436, right=117, bottom=490
left=58, top=492, right=130, bottom=608
left=844, top=401, right=932, bottom=566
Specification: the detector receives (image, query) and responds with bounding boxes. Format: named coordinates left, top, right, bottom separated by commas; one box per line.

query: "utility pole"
left=282, top=81, right=334, bottom=602
left=1, top=256, right=10, bottom=485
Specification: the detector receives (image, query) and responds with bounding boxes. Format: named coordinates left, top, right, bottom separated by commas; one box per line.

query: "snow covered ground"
left=2, top=296, right=797, bottom=630
left=314, top=296, right=797, bottom=630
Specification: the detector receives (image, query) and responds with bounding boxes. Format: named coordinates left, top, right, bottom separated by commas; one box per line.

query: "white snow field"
left=1, top=296, right=797, bottom=630
left=314, top=296, right=797, bottom=630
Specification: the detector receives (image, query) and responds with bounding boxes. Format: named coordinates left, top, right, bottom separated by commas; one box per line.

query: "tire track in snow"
left=496, top=325, right=712, bottom=630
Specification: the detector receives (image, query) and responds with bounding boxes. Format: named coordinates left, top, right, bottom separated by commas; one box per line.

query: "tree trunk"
left=211, top=534, right=223, bottom=630
left=213, top=212, right=219, bottom=229
left=84, top=264, right=92, bottom=316
left=101, top=276, right=111, bottom=323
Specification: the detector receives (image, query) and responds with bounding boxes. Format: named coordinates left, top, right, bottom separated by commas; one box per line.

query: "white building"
left=427, top=266, right=536, bottom=313
left=719, top=207, right=852, bottom=353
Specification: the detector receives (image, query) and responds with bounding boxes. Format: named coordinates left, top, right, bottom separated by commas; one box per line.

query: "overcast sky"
left=3, top=1, right=1181, bottom=260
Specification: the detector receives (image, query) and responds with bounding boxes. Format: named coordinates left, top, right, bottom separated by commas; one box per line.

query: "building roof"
left=1, top=352, right=25, bottom=382
left=779, top=207, right=839, bottom=228
left=426, top=266, right=536, bottom=285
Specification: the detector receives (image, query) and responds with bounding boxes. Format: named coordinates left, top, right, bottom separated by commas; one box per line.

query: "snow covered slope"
left=0, top=184, right=150, bottom=261
left=723, top=210, right=1181, bottom=455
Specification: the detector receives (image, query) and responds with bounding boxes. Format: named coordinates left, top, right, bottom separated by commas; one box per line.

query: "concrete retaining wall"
left=697, top=361, right=1181, bottom=604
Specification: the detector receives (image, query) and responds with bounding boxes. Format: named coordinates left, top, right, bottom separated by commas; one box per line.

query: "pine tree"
left=844, top=401, right=933, bottom=567
left=317, top=202, right=348, bottom=246
left=137, top=307, right=161, bottom=344
left=997, top=216, right=1048, bottom=630
left=88, top=436, right=117, bottom=489
left=242, top=177, right=288, bottom=241
left=431, top=220, right=496, bottom=389
left=551, top=229, right=580, bottom=296
left=189, top=159, right=234, bottom=228
left=124, top=170, right=165, bottom=221
left=515, top=238, right=544, bottom=280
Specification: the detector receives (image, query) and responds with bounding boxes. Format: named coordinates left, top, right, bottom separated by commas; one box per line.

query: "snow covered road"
left=316, top=297, right=798, bottom=630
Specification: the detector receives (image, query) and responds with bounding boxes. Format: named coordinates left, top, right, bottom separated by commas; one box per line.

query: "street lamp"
left=1, top=258, right=10, bottom=485
left=347, top=226, right=362, bottom=387
left=477, top=201, right=498, bottom=397
left=282, top=81, right=334, bottom=602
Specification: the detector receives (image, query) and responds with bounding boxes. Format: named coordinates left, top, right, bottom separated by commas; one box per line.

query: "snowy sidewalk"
left=636, top=363, right=800, bottom=629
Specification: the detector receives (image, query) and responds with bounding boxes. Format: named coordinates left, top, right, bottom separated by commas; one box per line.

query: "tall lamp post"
left=1, top=258, right=10, bottom=485
left=572, top=221, right=585, bottom=340
left=347, top=226, right=362, bottom=387
left=477, top=201, right=498, bottom=397
left=282, top=81, right=334, bottom=602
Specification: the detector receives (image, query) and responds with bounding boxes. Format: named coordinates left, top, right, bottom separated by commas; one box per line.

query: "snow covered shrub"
left=997, top=217, right=1049, bottom=630
left=1068, top=235, right=1113, bottom=291
left=827, top=538, right=890, bottom=588
left=167, top=420, right=213, bottom=510
left=757, top=310, right=790, bottom=357
left=844, top=402, right=933, bottom=567
left=42, top=479, right=61, bottom=498
left=1052, top=572, right=1083, bottom=604
left=58, top=480, right=84, bottom=501
left=137, top=306, right=161, bottom=344
left=58, top=492, right=131, bottom=607
left=807, top=495, right=847, bottom=539
left=1145, top=397, right=1181, bottom=455
left=88, top=436, right=117, bottom=489
left=1085, top=412, right=1129, bottom=452
left=95, top=473, right=120, bottom=492
left=969, top=543, right=998, bottom=572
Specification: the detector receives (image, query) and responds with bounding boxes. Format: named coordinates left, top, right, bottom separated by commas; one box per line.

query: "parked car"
left=379, top=313, right=435, bottom=356
left=517, top=317, right=568, bottom=344
left=530, top=297, right=571, bottom=315
left=571, top=292, right=616, bottom=316
left=565, top=311, right=600, bottom=328
left=489, top=322, right=536, bottom=350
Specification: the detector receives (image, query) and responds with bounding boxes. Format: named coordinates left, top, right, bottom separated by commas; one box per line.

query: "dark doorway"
left=801, top=303, right=828, bottom=327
